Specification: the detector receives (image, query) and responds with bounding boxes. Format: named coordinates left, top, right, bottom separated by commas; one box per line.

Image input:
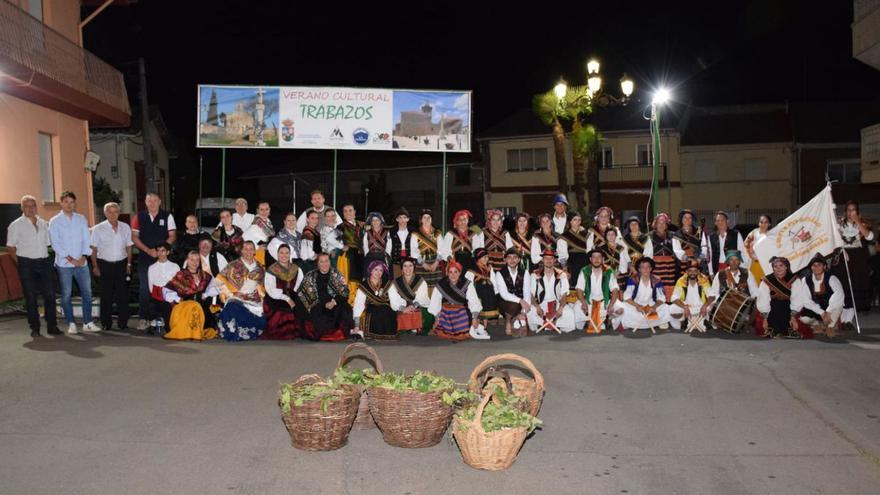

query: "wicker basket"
left=452, top=389, right=530, bottom=471
left=367, top=385, right=454, bottom=448
left=279, top=374, right=360, bottom=451
left=468, top=353, right=545, bottom=416
left=335, top=343, right=383, bottom=430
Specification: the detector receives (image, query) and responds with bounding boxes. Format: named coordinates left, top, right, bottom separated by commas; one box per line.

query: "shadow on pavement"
left=21, top=330, right=200, bottom=359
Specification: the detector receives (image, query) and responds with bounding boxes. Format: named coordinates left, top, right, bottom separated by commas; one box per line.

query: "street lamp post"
left=649, top=88, right=670, bottom=219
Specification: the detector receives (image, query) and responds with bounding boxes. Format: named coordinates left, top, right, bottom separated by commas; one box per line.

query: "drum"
left=711, top=289, right=755, bottom=334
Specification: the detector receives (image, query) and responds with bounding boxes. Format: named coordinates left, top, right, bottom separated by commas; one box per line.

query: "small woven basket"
left=279, top=374, right=360, bottom=451
left=367, top=385, right=454, bottom=448
left=335, top=343, right=383, bottom=430
left=452, top=389, right=530, bottom=471
left=468, top=353, right=545, bottom=416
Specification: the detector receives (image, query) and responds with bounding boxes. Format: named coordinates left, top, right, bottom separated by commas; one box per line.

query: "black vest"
left=390, top=229, right=413, bottom=264
left=500, top=267, right=525, bottom=299
left=651, top=231, right=675, bottom=256
left=206, top=252, right=220, bottom=276
left=137, top=209, right=171, bottom=261
left=804, top=272, right=834, bottom=309
left=718, top=267, right=751, bottom=296
left=709, top=231, right=738, bottom=273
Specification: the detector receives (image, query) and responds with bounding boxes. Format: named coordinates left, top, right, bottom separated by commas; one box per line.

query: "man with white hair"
left=6, top=194, right=60, bottom=337
left=90, top=202, right=133, bottom=331
left=231, top=198, right=255, bottom=231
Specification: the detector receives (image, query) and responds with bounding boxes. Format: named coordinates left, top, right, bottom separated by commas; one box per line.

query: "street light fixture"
left=620, top=73, right=634, bottom=98
left=648, top=86, right=671, bottom=218
left=587, top=59, right=600, bottom=75
left=652, top=87, right=671, bottom=105
left=554, top=79, right=568, bottom=100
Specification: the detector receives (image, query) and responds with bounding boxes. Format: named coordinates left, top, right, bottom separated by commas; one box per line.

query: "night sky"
left=82, top=0, right=880, bottom=209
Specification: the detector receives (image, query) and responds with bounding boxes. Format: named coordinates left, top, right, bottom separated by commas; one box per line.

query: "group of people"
left=5, top=189, right=876, bottom=342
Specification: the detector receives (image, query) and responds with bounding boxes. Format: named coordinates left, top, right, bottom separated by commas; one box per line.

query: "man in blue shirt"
left=48, top=191, right=101, bottom=334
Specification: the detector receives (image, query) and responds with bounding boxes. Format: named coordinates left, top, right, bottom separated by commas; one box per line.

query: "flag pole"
left=840, top=249, right=862, bottom=334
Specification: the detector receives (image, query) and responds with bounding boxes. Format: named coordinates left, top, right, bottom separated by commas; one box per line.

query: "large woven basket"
left=453, top=388, right=531, bottom=471
left=468, top=353, right=545, bottom=416
left=279, top=374, right=360, bottom=451
left=367, top=385, right=454, bottom=448
left=335, top=343, right=383, bottom=430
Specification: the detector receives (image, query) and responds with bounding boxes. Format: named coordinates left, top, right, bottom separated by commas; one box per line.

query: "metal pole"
left=441, top=152, right=448, bottom=232
left=138, top=58, right=154, bottom=195
left=291, top=174, right=296, bottom=215
left=333, top=149, right=338, bottom=208
left=649, top=104, right=661, bottom=218
left=198, top=154, right=203, bottom=204
left=364, top=187, right=370, bottom=214
left=842, top=249, right=862, bottom=334
left=220, top=148, right=226, bottom=204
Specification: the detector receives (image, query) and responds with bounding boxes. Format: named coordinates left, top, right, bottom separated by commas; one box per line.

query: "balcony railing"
left=0, top=0, right=129, bottom=124
left=598, top=162, right=667, bottom=185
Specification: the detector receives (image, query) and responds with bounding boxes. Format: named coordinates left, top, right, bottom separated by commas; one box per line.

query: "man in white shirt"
left=708, top=250, right=758, bottom=300
left=388, top=207, right=420, bottom=279
left=231, top=198, right=255, bottom=231
left=6, top=194, right=59, bottom=337
left=575, top=249, right=623, bottom=333
left=49, top=191, right=101, bottom=334
left=146, top=243, right=180, bottom=334
left=527, top=250, right=576, bottom=332
left=296, top=189, right=342, bottom=232
left=90, top=202, right=133, bottom=331
left=495, top=248, right=531, bottom=337
left=551, top=193, right=570, bottom=235
left=198, top=237, right=228, bottom=276
left=669, top=258, right=714, bottom=332
left=796, top=253, right=845, bottom=338
left=620, top=257, right=672, bottom=332
left=701, top=211, right=748, bottom=276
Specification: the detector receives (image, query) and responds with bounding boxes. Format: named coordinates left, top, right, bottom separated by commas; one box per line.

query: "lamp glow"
left=587, top=59, right=600, bottom=75
left=554, top=80, right=568, bottom=100
left=620, top=74, right=634, bottom=97
left=587, top=75, right=602, bottom=94
left=653, top=88, right=671, bottom=105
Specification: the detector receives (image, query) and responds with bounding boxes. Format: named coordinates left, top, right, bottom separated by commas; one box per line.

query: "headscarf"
left=484, top=209, right=503, bottom=227
left=769, top=256, right=791, bottom=271
left=652, top=212, right=671, bottom=228
left=725, top=250, right=742, bottom=262
left=366, top=212, right=385, bottom=226
left=453, top=209, right=472, bottom=224
left=445, top=259, right=463, bottom=274
left=367, top=260, right=389, bottom=278
left=594, top=206, right=614, bottom=221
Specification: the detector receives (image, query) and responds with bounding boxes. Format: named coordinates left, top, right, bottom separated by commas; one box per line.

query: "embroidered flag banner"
left=753, top=184, right=844, bottom=274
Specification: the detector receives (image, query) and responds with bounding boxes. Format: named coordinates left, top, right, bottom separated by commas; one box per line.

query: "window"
left=637, top=144, right=650, bottom=166
left=454, top=167, right=471, bottom=186
left=38, top=132, right=55, bottom=202
left=743, top=157, right=768, bottom=180
left=601, top=146, right=614, bottom=168
left=28, top=0, right=43, bottom=21
left=828, top=159, right=861, bottom=184
left=506, top=148, right=549, bottom=172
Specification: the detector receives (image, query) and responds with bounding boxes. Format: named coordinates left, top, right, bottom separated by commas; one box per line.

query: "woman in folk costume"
left=527, top=249, right=577, bottom=333
left=833, top=200, right=875, bottom=324
left=530, top=213, right=557, bottom=267
left=260, top=244, right=304, bottom=340
left=465, top=248, right=500, bottom=329
left=163, top=250, right=221, bottom=341
left=352, top=260, right=397, bottom=341
left=297, top=253, right=353, bottom=341
left=441, top=209, right=482, bottom=274
left=476, top=209, right=512, bottom=272
left=620, top=257, right=672, bottom=333
left=212, top=208, right=244, bottom=261
left=320, top=208, right=345, bottom=269
left=268, top=212, right=300, bottom=268
left=428, top=260, right=486, bottom=340
left=586, top=206, right=622, bottom=251
left=388, top=257, right=431, bottom=334
left=413, top=209, right=444, bottom=292
left=388, top=207, right=419, bottom=279
left=173, top=215, right=203, bottom=266
left=243, top=202, right=274, bottom=266
left=668, top=258, right=714, bottom=333
left=755, top=256, right=812, bottom=339
left=597, top=228, right=631, bottom=290
left=495, top=248, right=531, bottom=337
left=299, top=210, right=323, bottom=274
left=510, top=212, right=533, bottom=272
left=649, top=213, right=678, bottom=302
left=557, top=211, right=590, bottom=291
left=215, top=241, right=267, bottom=341
left=338, top=203, right=365, bottom=298
left=574, top=249, right=624, bottom=334
left=673, top=209, right=704, bottom=273
left=362, top=212, right=391, bottom=273
left=622, top=216, right=652, bottom=275
left=743, top=214, right=772, bottom=282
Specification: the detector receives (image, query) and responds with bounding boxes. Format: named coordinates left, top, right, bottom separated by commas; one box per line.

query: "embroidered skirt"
left=361, top=303, right=398, bottom=340
left=165, top=300, right=218, bottom=341
left=260, top=297, right=299, bottom=340
left=218, top=300, right=266, bottom=341
left=435, top=303, right=471, bottom=340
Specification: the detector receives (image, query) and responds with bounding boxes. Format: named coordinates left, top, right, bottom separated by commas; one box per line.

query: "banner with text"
left=753, top=184, right=844, bottom=274
left=197, top=85, right=471, bottom=152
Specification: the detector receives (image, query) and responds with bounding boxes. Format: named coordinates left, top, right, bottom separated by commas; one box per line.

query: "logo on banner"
left=329, top=126, right=344, bottom=141
left=281, top=119, right=295, bottom=143
left=373, top=132, right=391, bottom=144
left=352, top=128, right=370, bottom=145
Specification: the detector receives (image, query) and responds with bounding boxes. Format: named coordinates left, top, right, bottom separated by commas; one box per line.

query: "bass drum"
left=711, top=289, right=755, bottom=334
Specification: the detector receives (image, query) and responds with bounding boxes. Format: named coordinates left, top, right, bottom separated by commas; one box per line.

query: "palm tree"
left=532, top=91, right=570, bottom=196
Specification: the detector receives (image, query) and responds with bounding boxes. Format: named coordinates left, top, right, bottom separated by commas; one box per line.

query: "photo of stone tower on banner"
left=197, top=85, right=471, bottom=152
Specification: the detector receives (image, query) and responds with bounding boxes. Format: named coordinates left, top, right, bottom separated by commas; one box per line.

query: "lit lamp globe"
left=653, top=88, right=671, bottom=105
left=554, top=80, right=568, bottom=100
left=620, top=74, right=634, bottom=97
left=587, top=59, right=600, bottom=75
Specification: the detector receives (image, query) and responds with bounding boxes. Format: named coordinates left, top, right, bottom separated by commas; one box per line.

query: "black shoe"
left=30, top=330, right=42, bottom=338
left=118, top=325, right=129, bottom=331
left=47, top=327, right=62, bottom=335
